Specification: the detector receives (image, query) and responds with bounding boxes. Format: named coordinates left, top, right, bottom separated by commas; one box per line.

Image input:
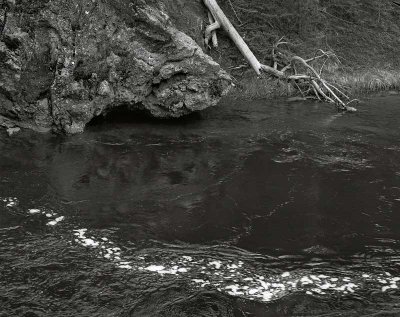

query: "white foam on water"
left=47, top=216, right=65, bottom=226
left=225, top=285, right=244, bottom=296
left=28, top=209, right=41, bottom=214
left=22, top=205, right=63, bottom=226
left=300, top=276, right=314, bottom=285
left=12, top=198, right=400, bottom=304
left=310, top=275, right=321, bottom=281
left=72, top=227, right=188, bottom=275
left=145, top=265, right=165, bottom=272
left=141, top=265, right=184, bottom=275
left=81, top=238, right=99, bottom=247
left=209, top=260, right=222, bottom=269
left=2, top=197, right=19, bottom=207
left=44, top=226, right=400, bottom=302
left=118, top=264, right=133, bottom=269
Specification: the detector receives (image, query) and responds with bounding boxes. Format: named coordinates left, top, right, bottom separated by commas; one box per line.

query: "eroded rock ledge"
left=0, top=0, right=231, bottom=133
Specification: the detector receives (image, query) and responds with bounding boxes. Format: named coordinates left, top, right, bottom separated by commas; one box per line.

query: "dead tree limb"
left=207, top=11, right=219, bottom=48
left=203, top=0, right=357, bottom=112
left=203, top=0, right=262, bottom=75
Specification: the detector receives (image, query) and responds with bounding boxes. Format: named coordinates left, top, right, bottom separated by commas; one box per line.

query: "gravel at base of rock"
left=0, top=0, right=231, bottom=134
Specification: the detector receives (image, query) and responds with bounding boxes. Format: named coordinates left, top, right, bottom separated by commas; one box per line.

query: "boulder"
left=0, top=0, right=231, bottom=133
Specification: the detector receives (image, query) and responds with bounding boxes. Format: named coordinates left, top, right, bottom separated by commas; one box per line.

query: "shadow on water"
left=1, top=96, right=400, bottom=316
left=86, top=104, right=205, bottom=128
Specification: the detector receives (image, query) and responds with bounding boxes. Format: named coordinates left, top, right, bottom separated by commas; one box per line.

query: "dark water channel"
left=1, top=96, right=400, bottom=316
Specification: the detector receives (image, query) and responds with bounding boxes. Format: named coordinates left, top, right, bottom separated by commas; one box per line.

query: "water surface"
left=1, top=96, right=400, bottom=316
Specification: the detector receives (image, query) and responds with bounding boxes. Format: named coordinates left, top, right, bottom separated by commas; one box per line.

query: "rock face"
left=0, top=0, right=231, bottom=133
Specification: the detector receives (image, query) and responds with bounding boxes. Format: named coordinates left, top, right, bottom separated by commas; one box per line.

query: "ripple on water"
left=2, top=195, right=400, bottom=309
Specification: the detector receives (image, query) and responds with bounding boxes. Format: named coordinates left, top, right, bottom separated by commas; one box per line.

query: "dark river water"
left=1, top=96, right=400, bottom=316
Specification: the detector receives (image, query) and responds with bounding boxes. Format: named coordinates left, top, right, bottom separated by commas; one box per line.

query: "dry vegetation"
left=209, top=0, right=400, bottom=98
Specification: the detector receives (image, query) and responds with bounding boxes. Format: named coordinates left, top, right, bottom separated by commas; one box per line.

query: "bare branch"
left=207, top=11, right=219, bottom=48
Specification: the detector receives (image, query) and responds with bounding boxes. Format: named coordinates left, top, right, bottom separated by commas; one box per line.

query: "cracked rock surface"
left=0, top=0, right=231, bottom=133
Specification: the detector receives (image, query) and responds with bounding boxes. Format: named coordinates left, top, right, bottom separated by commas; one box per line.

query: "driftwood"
left=203, top=0, right=357, bottom=111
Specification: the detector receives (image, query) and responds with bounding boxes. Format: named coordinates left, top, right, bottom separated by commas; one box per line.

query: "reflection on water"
left=1, top=96, right=400, bottom=316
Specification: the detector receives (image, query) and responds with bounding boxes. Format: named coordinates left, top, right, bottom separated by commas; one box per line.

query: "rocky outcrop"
left=0, top=0, right=231, bottom=133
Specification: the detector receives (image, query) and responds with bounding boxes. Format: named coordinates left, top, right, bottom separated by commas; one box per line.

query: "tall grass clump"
left=330, top=70, right=400, bottom=95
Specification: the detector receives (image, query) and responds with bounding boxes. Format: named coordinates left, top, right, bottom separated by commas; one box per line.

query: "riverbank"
left=209, top=0, right=400, bottom=100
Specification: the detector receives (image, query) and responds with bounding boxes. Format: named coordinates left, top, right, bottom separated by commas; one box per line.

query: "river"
left=1, top=95, right=400, bottom=316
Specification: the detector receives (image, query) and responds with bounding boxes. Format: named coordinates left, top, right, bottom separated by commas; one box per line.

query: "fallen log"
left=203, top=0, right=357, bottom=111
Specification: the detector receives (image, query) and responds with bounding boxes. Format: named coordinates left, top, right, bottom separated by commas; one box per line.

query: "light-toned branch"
left=203, top=0, right=262, bottom=75
left=206, top=11, right=219, bottom=47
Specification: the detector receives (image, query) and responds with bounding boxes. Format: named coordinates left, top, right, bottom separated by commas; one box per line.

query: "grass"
left=330, top=70, right=400, bottom=94
left=212, top=0, right=400, bottom=99
left=231, top=75, right=294, bottom=99
left=231, top=68, right=400, bottom=100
